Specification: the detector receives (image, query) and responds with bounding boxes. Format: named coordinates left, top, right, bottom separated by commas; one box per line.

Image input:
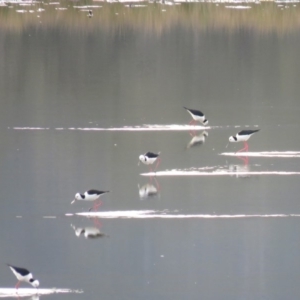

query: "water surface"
left=1, top=1, right=300, bottom=300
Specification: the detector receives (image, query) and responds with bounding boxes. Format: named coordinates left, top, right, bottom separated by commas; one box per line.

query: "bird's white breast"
left=10, top=268, right=32, bottom=282
left=84, top=193, right=101, bottom=201
left=236, top=134, right=251, bottom=142
left=139, top=155, right=157, bottom=165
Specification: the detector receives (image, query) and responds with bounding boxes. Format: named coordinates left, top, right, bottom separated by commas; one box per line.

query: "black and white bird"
left=71, top=189, right=109, bottom=211
left=228, top=129, right=260, bottom=152
left=88, top=10, right=93, bottom=17
left=183, top=107, right=208, bottom=126
left=139, top=152, right=161, bottom=171
left=7, top=264, right=39, bottom=289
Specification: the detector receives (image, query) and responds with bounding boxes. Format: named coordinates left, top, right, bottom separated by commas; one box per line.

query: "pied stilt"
left=71, top=189, right=109, bottom=211
left=139, top=152, right=161, bottom=172
left=183, top=107, right=208, bottom=126
left=7, top=264, right=39, bottom=289
left=228, top=129, right=260, bottom=152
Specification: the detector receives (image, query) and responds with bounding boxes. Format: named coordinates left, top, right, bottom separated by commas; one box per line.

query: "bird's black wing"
left=87, top=189, right=109, bottom=195
left=238, top=129, right=260, bottom=136
left=7, top=264, right=30, bottom=276
left=183, top=107, right=204, bottom=117
left=145, top=152, right=159, bottom=158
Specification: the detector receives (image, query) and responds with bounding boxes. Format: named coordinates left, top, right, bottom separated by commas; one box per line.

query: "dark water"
left=1, top=1, right=300, bottom=300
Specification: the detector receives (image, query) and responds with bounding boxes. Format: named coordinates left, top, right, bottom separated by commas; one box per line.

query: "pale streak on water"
left=0, top=288, right=83, bottom=298
left=141, top=170, right=300, bottom=176
left=73, top=210, right=300, bottom=219
left=11, top=124, right=259, bottom=131
left=221, top=151, right=300, bottom=157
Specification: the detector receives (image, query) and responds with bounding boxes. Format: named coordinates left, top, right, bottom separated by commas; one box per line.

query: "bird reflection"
left=27, top=296, right=39, bottom=300
left=236, top=154, right=249, bottom=165
left=228, top=164, right=251, bottom=178
left=186, top=131, right=208, bottom=149
left=71, top=224, right=108, bottom=239
left=138, top=176, right=160, bottom=199
left=138, top=183, right=159, bottom=199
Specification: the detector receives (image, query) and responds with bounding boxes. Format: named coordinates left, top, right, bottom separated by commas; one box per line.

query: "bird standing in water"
left=183, top=107, right=208, bottom=126
left=139, top=152, right=161, bottom=172
left=228, top=129, right=260, bottom=152
left=71, top=189, right=109, bottom=211
left=7, top=264, right=39, bottom=290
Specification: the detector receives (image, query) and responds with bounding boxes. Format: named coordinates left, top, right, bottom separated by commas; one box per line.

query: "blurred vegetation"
left=0, top=0, right=300, bottom=34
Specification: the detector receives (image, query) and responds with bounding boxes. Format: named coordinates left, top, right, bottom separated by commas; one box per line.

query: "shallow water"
left=1, top=1, right=300, bottom=300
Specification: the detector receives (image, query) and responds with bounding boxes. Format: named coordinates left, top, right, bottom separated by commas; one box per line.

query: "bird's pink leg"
left=15, top=281, right=20, bottom=289
left=237, top=142, right=248, bottom=152
left=245, top=142, right=249, bottom=151
left=94, top=200, right=103, bottom=210
left=148, top=166, right=154, bottom=180
left=154, top=158, right=161, bottom=171
left=89, top=200, right=102, bottom=211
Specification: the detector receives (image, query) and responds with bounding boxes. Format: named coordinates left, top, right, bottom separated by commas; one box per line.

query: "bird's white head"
left=71, top=193, right=82, bottom=204
left=229, top=136, right=237, bottom=142
left=202, top=119, right=209, bottom=126
left=30, top=279, right=40, bottom=288
left=139, top=155, right=147, bottom=163
left=75, top=193, right=82, bottom=200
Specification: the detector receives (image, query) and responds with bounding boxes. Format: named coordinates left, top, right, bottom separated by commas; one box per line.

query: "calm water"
left=1, top=1, right=300, bottom=299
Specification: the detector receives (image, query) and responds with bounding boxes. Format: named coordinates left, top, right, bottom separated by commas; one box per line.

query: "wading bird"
left=7, top=264, right=39, bottom=290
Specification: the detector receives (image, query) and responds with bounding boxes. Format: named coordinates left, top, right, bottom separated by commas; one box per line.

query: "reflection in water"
left=138, top=175, right=160, bottom=199
left=26, top=296, right=39, bottom=300
left=228, top=164, right=251, bottom=178
left=1, top=1, right=300, bottom=34
left=71, top=224, right=108, bottom=239
left=138, top=183, right=159, bottom=200
left=236, top=155, right=249, bottom=165
left=186, top=131, right=208, bottom=149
